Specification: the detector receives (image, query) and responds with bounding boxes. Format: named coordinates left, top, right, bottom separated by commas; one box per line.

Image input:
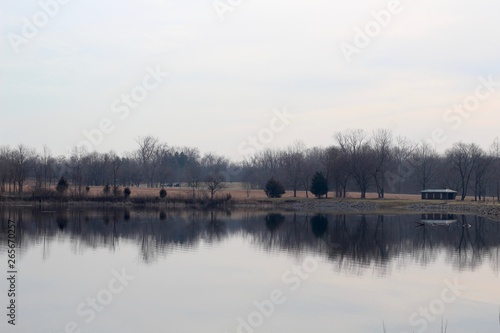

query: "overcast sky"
left=1, top=0, right=500, bottom=160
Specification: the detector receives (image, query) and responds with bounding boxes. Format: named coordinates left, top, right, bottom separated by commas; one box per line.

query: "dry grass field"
left=16, top=181, right=496, bottom=203
left=77, top=184, right=425, bottom=201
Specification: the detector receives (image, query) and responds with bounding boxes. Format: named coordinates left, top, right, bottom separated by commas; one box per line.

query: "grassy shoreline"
left=1, top=193, right=500, bottom=219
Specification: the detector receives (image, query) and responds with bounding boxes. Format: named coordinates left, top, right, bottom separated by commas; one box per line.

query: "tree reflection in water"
left=310, top=214, right=328, bottom=239
left=1, top=207, right=499, bottom=274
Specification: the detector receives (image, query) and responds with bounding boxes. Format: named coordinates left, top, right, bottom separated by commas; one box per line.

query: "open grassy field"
left=20, top=181, right=497, bottom=203
left=81, top=185, right=423, bottom=200
left=70, top=184, right=499, bottom=213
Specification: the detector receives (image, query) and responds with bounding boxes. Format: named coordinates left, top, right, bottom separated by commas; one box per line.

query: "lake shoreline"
left=2, top=195, right=500, bottom=219
left=235, top=198, right=500, bottom=220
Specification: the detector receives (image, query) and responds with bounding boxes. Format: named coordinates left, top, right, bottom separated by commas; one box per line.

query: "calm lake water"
left=1, top=207, right=499, bottom=333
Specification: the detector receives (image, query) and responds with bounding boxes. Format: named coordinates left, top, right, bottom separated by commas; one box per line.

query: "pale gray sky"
left=1, top=0, right=500, bottom=160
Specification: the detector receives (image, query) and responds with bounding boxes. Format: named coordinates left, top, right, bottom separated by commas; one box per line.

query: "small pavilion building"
left=421, top=189, right=457, bottom=200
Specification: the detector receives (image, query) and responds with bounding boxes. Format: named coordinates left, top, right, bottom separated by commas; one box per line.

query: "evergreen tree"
left=56, top=176, right=69, bottom=195
left=310, top=171, right=328, bottom=198
left=264, top=178, right=285, bottom=198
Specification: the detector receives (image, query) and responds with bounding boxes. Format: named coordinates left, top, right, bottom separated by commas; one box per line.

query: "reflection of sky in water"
left=0, top=208, right=499, bottom=333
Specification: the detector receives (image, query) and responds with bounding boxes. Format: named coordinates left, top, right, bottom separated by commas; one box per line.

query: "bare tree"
left=0, top=146, right=12, bottom=193
left=176, top=147, right=200, bottom=182
left=81, top=152, right=97, bottom=186
left=33, top=154, right=43, bottom=190
left=446, top=142, right=482, bottom=201
left=155, top=143, right=173, bottom=187
left=472, top=154, right=491, bottom=201
left=201, top=153, right=229, bottom=175
left=12, top=144, right=35, bottom=193
left=205, top=173, right=226, bottom=200
left=132, top=136, right=174, bottom=187
left=41, top=145, right=54, bottom=189
left=201, top=152, right=229, bottom=200
left=388, top=136, right=416, bottom=194
left=109, top=152, right=122, bottom=187
left=69, top=146, right=87, bottom=195
left=335, top=129, right=375, bottom=198
left=281, top=141, right=306, bottom=197
left=250, top=149, right=282, bottom=185
left=240, top=160, right=260, bottom=197
left=413, top=142, right=440, bottom=190
left=490, top=138, right=500, bottom=202
left=135, top=136, right=160, bottom=187
left=100, top=152, right=112, bottom=186
left=442, top=163, right=461, bottom=194
left=120, top=153, right=142, bottom=187
left=371, top=129, right=393, bottom=198
left=186, top=162, right=201, bottom=199
left=332, top=152, right=350, bottom=198
left=319, top=146, right=350, bottom=198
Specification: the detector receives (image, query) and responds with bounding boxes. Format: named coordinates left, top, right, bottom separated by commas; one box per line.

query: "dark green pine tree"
left=56, top=176, right=69, bottom=195
left=264, top=178, right=286, bottom=198
left=310, top=172, right=328, bottom=198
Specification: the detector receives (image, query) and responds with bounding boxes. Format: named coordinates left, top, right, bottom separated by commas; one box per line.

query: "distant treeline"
left=1, top=129, right=499, bottom=200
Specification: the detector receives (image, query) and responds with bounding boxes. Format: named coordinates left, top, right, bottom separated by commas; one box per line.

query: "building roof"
left=420, top=189, right=457, bottom=193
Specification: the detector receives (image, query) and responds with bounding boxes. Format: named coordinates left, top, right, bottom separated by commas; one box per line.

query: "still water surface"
left=0, top=207, right=499, bottom=333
